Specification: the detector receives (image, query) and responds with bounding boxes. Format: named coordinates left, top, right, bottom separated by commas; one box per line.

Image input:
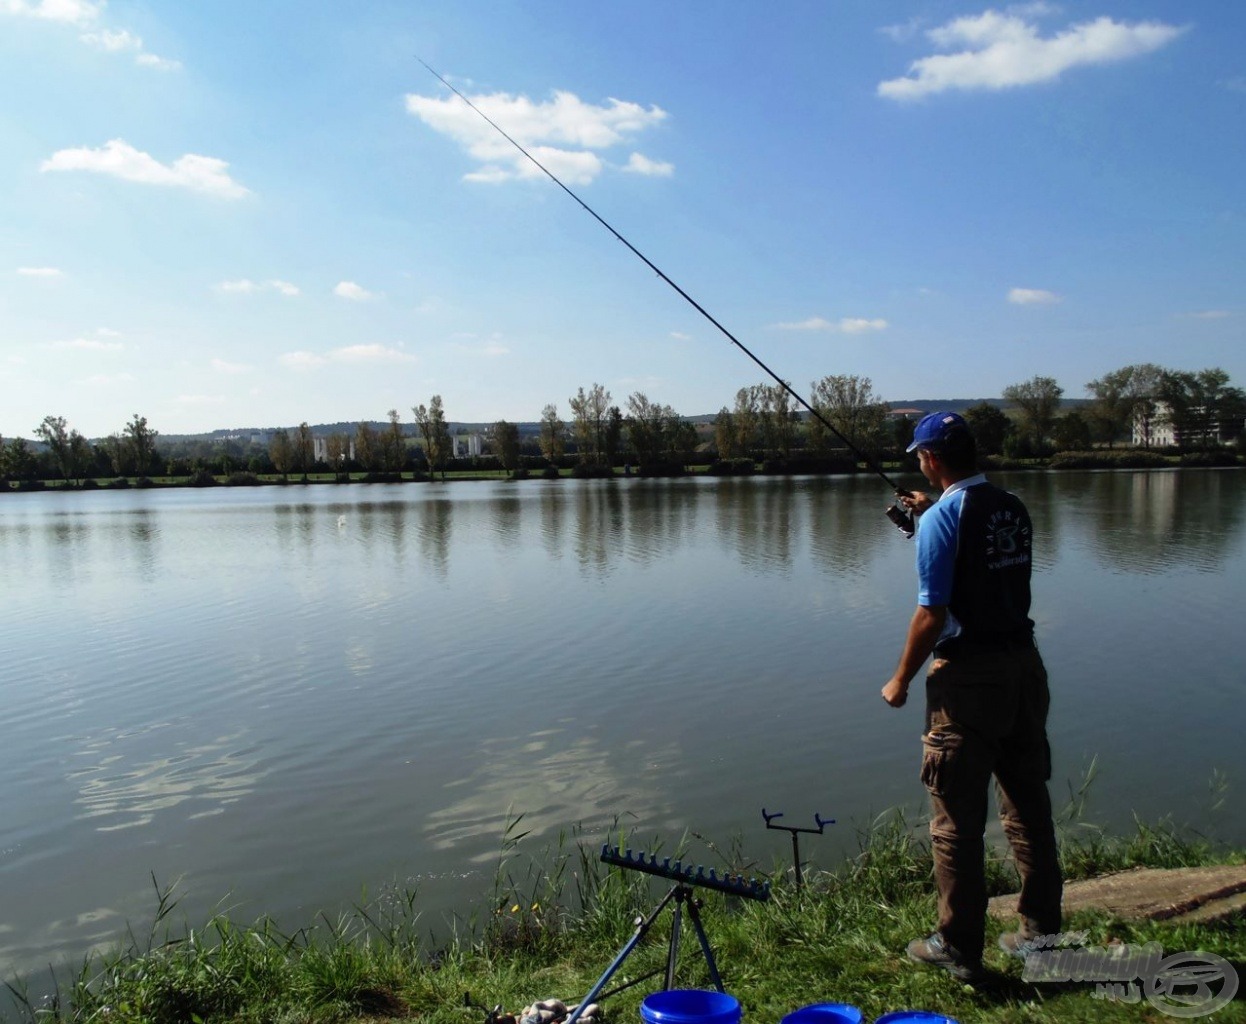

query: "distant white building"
left=453, top=433, right=483, bottom=458
left=313, top=436, right=356, bottom=463
left=1133, top=401, right=1241, bottom=448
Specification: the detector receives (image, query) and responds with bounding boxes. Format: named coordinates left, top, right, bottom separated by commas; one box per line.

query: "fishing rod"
left=417, top=60, right=916, bottom=530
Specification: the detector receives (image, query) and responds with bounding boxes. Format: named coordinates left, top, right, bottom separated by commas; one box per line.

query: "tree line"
left=4, top=363, right=1242, bottom=487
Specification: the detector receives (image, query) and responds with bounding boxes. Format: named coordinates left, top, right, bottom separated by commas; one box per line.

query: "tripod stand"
left=565, top=846, right=770, bottom=1024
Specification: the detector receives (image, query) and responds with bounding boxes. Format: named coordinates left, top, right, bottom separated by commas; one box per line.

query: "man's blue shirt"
left=915, top=473, right=1034, bottom=650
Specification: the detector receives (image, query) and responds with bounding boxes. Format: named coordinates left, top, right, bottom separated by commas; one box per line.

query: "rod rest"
left=599, top=844, right=770, bottom=901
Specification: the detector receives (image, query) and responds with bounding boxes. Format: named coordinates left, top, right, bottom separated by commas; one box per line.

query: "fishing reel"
left=886, top=493, right=916, bottom=538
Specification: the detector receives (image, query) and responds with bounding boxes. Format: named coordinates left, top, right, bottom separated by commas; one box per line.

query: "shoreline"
left=3, top=453, right=1241, bottom=495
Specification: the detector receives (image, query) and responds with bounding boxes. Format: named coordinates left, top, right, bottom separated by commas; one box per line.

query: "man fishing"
left=881, top=412, right=1062, bottom=981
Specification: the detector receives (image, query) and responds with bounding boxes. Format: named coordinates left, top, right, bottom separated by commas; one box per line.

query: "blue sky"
left=2, top=0, right=1242, bottom=437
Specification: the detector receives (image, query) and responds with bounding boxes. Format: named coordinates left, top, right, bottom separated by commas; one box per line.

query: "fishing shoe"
left=906, top=933, right=983, bottom=982
left=998, top=930, right=1045, bottom=961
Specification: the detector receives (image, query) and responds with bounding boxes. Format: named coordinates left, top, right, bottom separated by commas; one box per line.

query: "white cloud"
left=1223, top=76, right=1246, bottom=93
left=878, top=10, right=1185, bottom=100
left=880, top=18, right=924, bottom=43
left=1, top=0, right=101, bottom=24
left=775, top=317, right=835, bottom=331
left=279, top=351, right=327, bottom=370
left=79, top=28, right=139, bottom=51
left=211, top=358, right=252, bottom=374
left=1186, top=309, right=1231, bottom=320
left=96, top=327, right=121, bottom=337
left=17, top=266, right=63, bottom=277
left=42, top=139, right=249, bottom=199
left=333, top=281, right=376, bottom=301
left=217, top=279, right=258, bottom=294
left=1008, top=287, right=1061, bottom=305
left=177, top=394, right=226, bottom=406
left=48, top=336, right=124, bottom=351
left=670, top=331, right=691, bottom=341
left=623, top=152, right=674, bottom=177
left=280, top=345, right=415, bottom=370
left=406, top=87, right=669, bottom=185
left=838, top=317, right=889, bottom=333
left=134, top=52, right=180, bottom=71
left=215, top=278, right=299, bottom=296
left=772, top=316, right=888, bottom=333
left=332, top=344, right=415, bottom=363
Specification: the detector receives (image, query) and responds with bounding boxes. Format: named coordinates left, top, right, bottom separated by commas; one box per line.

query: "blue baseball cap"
left=906, top=411, right=968, bottom=453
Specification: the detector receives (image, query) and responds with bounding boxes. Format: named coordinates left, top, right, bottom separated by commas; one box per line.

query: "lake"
left=1, top=469, right=1243, bottom=981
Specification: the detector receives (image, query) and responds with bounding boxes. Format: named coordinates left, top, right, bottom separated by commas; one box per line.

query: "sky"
left=1, top=0, right=1243, bottom=438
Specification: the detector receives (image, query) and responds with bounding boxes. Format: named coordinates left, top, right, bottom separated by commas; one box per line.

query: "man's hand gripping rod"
left=417, top=60, right=916, bottom=534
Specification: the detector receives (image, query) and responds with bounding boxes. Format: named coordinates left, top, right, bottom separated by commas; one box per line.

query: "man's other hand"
left=881, top=677, right=909, bottom=708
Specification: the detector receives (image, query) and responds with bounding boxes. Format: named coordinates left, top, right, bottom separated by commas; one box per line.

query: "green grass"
left=5, top=811, right=1243, bottom=1024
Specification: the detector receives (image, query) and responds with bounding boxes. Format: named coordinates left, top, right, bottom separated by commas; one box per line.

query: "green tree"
left=1, top=438, right=37, bottom=481
left=269, top=429, right=293, bottom=480
left=125, top=414, right=158, bottom=477
left=413, top=396, right=451, bottom=480
left=326, top=433, right=350, bottom=481
left=68, top=431, right=95, bottom=485
left=104, top=433, right=131, bottom=476
left=355, top=422, right=382, bottom=473
left=538, top=403, right=565, bottom=466
left=294, top=422, right=314, bottom=481
left=1052, top=411, right=1093, bottom=452
left=1085, top=363, right=1165, bottom=447
left=733, top=386, right=760, bottom=459
left=625, top=392, right=677, bottom=473
left=808, top=375, right=889, bottom=458
left=1158, top=367, right=1246, bottom=449
left=34, top=415, right=72, bottom=482
left=568, top=383, right=611, bottom=469
left=493, top=420, right=520, bottom=477
left=1002, top=375, right=1064, bottom=452
left=384, top=409, right=406, bottom=476
left=962, top=401, right=1014, bottom=456
left=605, top=406, right=624, bottom=468
left=713, top=407, right=737, bottom=459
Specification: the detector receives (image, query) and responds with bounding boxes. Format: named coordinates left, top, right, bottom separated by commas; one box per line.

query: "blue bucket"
left=873, top=1013, right=959, bottom=1024
left=781, top=1003, right=863, bottom=1024
left=640, top=990, right=742, bottom=1024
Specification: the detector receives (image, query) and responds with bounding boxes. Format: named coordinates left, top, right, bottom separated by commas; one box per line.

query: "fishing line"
left=417, top=59, right=911, bottom=498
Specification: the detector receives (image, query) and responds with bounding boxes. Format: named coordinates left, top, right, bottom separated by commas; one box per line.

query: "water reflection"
left=418, top=497, right=453, bottom=578
left=1069, top=471, right=1242, bottom=574
left=806, top=478, right=890, bottom=578
left=70, top=726, right=264, bottom=831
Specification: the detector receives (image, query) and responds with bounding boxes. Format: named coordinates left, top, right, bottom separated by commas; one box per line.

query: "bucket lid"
left=873, top=1013, right=959, bottom=1024
left=639, top=989, right=742, bottom=1024
left=782, top=1003, right=864, bottom=1024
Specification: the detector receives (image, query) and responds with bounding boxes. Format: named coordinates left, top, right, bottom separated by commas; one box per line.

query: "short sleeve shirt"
left=915, top=474, right=1034, bottom=648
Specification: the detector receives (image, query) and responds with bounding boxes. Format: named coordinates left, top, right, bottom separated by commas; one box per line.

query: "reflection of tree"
left=418, top=498, right=453, bottom=578
left=1078, top=471, right=1243, bottom=573
left=488, top=494, right=523, bottom=550
left=712, top=477, right=797, bottom=573
left=573, top=482, right=623, bottom=577
left=806, top=477, right=889, bottom=577
left=540, top=486, right=564, bottom=561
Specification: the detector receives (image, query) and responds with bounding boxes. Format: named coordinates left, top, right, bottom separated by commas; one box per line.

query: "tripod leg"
left=664, top=894, right=683, bottom=990
left=684, top=896, right=725, bottom=993
left=567, top=885, right=679, bottom=1024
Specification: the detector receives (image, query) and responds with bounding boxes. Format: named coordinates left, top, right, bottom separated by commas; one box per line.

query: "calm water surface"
left=2, top=470, right=1244, bottom=979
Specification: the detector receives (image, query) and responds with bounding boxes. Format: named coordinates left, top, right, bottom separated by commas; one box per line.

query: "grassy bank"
left=6, top=812, right=1243, bottom=1024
